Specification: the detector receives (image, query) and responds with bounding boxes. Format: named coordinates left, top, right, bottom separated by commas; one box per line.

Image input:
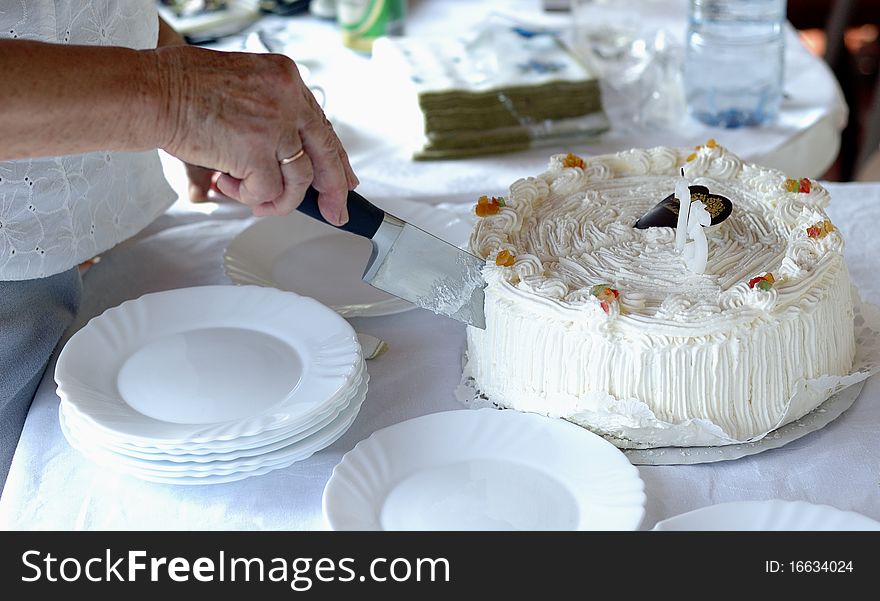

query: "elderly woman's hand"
left=153, top=46, right=357, bottom=225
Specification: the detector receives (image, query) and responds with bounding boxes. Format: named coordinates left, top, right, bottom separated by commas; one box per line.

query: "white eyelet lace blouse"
left=0, top=0, right=176, bottom=280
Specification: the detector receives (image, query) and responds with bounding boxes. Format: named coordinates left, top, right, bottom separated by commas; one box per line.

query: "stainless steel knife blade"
left=363, top=214, right=487, bottom=329
left=293, top=186, right=486, bottom=328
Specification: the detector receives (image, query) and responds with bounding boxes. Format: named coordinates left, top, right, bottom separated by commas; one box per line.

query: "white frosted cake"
left=464, top=143, right=856, bottom=447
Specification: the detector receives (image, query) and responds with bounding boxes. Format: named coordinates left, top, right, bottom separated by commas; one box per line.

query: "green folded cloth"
left=372, top=24, right=608, bottom=161
left=422, top=83, right=602, bottom=133
left=414, top=112, right=610, bottom=161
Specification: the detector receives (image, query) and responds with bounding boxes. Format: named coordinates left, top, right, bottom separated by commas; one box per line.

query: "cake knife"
left=294, top=186, right=487, bottom=329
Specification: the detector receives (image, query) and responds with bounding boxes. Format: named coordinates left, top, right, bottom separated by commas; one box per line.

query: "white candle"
left=683, top=200, right=711, bottom=274
left=675, top=168, right=690, bottom=251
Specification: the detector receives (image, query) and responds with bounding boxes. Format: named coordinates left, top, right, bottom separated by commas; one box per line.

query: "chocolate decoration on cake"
left=633, top=185, right=732, bottom=229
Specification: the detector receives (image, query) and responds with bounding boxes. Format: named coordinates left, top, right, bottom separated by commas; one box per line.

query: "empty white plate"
left=322, top=409, right=646, bottom=531
left=55, top=285, right=362, bottom=444
left=223, top=197, right=472, bottom=317
left=652, top=500, right=880, bottom=531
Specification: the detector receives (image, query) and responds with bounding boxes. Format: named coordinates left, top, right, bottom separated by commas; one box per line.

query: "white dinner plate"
left=61, top=363, right=366, bottom=464
left=61, top=371, right=369, bottom=484
left=322, top=409, right=646, bottom=531
left=223, top=196, right=473, bottom=317
left=651, top=500, right=880, bottom=531
left=55, top=285, right=362, bottom=444
left=60, top=360, right=366, bottom=456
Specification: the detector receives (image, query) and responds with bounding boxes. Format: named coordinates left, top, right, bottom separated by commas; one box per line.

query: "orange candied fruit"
left=474, top=195, right=506, bottom=217
left=495, top=250, right=516, bottom=267
left=562, top=152, right=586, bottom=169
left=806, top=219, right=834, bottom=239
left=689, top=138, right=721, bottom=161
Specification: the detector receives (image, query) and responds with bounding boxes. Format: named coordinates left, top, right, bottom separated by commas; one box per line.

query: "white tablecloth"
left=1, top=181, right=879, bottom=530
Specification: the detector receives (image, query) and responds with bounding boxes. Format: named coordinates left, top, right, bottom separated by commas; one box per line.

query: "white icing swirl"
left=469, top=143, right=828, bottom=336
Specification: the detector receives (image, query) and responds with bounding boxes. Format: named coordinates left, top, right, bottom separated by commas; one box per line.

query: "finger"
left=307, top=144, right=349, bottom=226
left=215, top=173, right=242, bottom=201
left=299, top=135, right=349, bottom=225
left=237, top=157, right=285, bottom=207
left=338, top=146, right=359, bottom=190
left=185, top=164, right=215, bottom=203
left=299, top=90, right=350, bottom=224
left=255, top=154, right=314, bottom=217
left=325, top=119, right=358, bottom=190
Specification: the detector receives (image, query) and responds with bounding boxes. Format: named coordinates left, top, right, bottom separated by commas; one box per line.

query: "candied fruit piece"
left=785, top=177, right=812, bottom=194
left=562, top=152, right=586, bottom=169
left=687, top=153, right=697, bottom=162
left=807, top=219, right=834, bottom=239
left=474, top=195, right=504, bottom=217
left=495, top=250, right=515, bottom=267
left=590, top=284, right=620, bottom=309
left=748, top=273, right=775, bottom=290
left=706, top=138, right=718, bottom=148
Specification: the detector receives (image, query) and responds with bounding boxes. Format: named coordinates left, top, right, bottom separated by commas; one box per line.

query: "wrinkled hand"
left=154, top=46, right=357, bottom=224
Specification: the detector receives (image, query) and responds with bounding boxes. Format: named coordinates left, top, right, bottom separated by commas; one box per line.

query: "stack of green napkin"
left=372, top=25, right=608, bottom=160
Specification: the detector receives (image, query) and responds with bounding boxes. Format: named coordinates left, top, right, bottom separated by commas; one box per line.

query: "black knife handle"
left=296, top=186, right=385, bottom=239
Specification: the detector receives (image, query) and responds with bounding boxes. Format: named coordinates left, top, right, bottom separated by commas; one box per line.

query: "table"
left=1, top=1, right=875, bottom=531
left=1, top=180, right=879, bottom=530
left=238, top=0, right=846, bottom=203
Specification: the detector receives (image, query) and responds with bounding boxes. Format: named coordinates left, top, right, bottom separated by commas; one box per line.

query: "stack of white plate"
left=56, top=285, right=367, bottom=485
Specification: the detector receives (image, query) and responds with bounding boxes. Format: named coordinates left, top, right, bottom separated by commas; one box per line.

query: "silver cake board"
left=458, top=365, right=867, bottom=466
left=623, top=380, right=866, bottom=465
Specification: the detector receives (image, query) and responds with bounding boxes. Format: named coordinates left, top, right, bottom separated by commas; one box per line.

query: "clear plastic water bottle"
left=684, top=0, right=785, bottom=128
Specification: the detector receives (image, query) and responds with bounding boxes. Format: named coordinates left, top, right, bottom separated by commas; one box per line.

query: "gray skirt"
left=0, top=267, right=81, bottom=490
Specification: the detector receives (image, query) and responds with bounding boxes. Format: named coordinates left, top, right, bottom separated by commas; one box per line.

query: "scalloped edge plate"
left=56, top=285, right=362, bottom=444
left=652, top=500, right=880, bottom=531
left=323, top=409, right=645, bottom=531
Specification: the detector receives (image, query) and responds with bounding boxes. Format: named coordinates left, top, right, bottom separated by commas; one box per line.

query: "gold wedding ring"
left=279, top=148, right=306, bottom=165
